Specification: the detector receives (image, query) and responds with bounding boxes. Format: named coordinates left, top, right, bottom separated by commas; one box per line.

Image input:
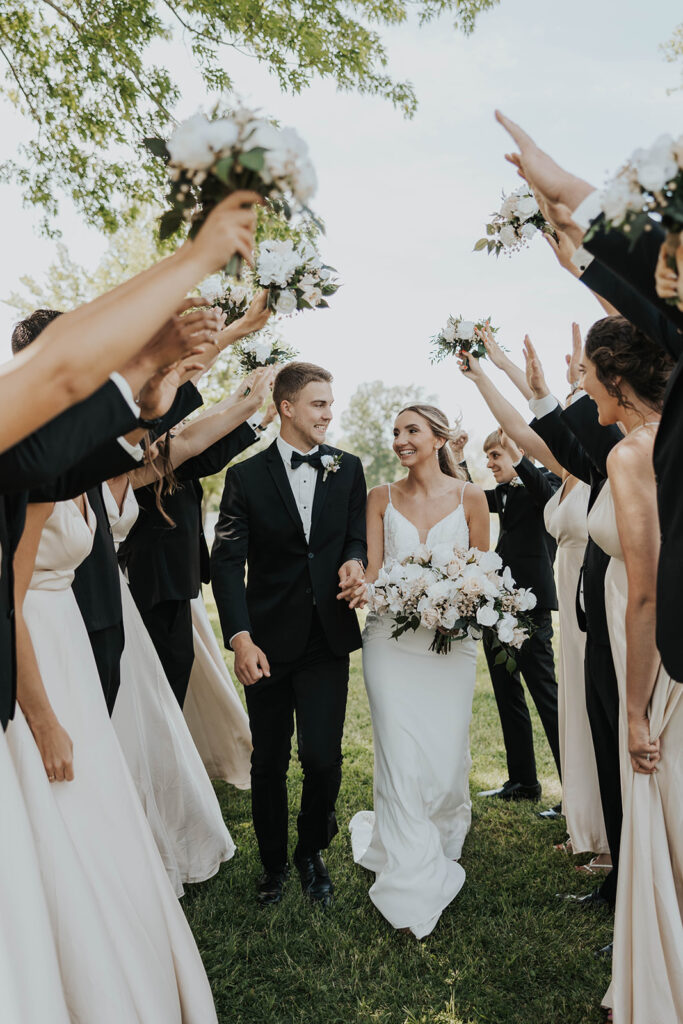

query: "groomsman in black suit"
left=211, top=362, right=367, bottom=907
left=473, top=430, right=561, bottom=802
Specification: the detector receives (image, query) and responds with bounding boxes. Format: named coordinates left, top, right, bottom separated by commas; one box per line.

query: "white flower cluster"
left=476, top=186, right=551, bottom=256
left=256, top=238, right=339, bottom=315
left=596, top=133, right=683, bottom=227
left=197, top=274, right=251, bottom=325
left=237, top=328, right=297, bottom=372
left=367, top=545, right=536, bottom=655
left=166, top=107, right=317, bottom=204
left=431, top=316, right=496, bottom=363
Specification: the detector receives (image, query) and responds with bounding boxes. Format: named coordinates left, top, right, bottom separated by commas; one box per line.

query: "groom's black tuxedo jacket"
left=211, top=441, right=367, bottom=662
left=483, top=457, right=560, bottom=611
left=581, top=216, right=683, bottom=679
left=120, top=420, right=258, bottom=611
left=0, top=381, right=140, bottom=728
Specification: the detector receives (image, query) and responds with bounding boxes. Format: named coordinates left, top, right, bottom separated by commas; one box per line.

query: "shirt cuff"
left=529, top=394, right=559, bottom=419
left=566, top=388, right=586, bottom=406
left=117, top=435, right=144, bottom=462
left=109, top=372, right=140, bottom=417
left=571, top=245, right=595, bottom=273
left=247, top=413, right=263, bottom=432
left=229, top=630, right=250, bottom=648
left=512, top=455, right=524, bottom=467
left=572, top=189, right=602, bottom=231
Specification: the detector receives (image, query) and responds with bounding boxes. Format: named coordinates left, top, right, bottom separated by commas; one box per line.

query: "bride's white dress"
left=349, top=485, right=478, bottom=939
left=106, top=483, right=235, bottom=896
left=6, top=498, right=217, bottom=1023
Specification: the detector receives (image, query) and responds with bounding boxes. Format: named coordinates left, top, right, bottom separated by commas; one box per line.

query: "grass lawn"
left=184, top=598, right=612, bottom=1024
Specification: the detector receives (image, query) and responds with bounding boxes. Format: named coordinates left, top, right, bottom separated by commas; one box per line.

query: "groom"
left=211, top=362, right=367, bottom=907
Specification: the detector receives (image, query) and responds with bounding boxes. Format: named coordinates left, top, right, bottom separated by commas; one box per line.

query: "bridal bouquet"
left=367, top=545, right=536, bottom=665
left=475, top=186, right=555, bottom=256
left=255, top=238, right=339, bottom=315
left=236, top=330, right=297, bottom=373
left=145, top=103, right=318, bottom=273
left=584, top=133, right=683, bottom=268
left=430, top=316, right=498, bottom=362
left=198, top=274, right=251, bottom=325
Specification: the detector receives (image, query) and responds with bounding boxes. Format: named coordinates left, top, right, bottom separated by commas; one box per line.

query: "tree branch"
left=0, top=43, right=39, bottom=119
left=38, top=0, right=82, bottom=33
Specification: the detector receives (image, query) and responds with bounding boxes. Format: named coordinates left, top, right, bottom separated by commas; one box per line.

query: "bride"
left=349, top=404, right=490, bottom=939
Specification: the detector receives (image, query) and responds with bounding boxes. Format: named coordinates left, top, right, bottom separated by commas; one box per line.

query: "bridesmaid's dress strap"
left=459, top=481, right=468, bottom=507
left=386, top=482, right=392, bottom=506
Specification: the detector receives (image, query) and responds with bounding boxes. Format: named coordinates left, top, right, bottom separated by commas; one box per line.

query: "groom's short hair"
left=273, top=362, right=333, bottom=412
left=483, top=429, right=502, bottom=453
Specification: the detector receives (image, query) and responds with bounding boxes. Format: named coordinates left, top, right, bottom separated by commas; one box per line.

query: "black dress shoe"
left=556, top=890, right=611, bottom=910
left=478, top=779, right=542, bottom=802
left=538, top=803, right=563, bottom=820
left=293, top=847, right=334, bottom=907
left=594, top=941, right=613, bottom=960
left=256, top=865, right=289, bottom=906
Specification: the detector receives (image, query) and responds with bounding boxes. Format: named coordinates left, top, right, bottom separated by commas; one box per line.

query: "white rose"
left=476, top=603, right=499, bottom=627
left=229, top=285, right=248, bottom=305
left=637, top=158, right=678, bottom=193
left=302, top=286, right=323, bottom=307
left=167, top=113, right=216, bottom=169
left=431, top=543, right=455, bottom=571
left=601, top=176, right=642, bottom=223
left=498, top=224, right=519, bottom=248
left=275, top=290, right=298, bottom=315
left=515, top=195, right=539, bottom=222
left=477, top=550, right=503, bottom=573
left=497, top=612, right=517, bottom=644
left=199, top=274, right=225, bottom=303
left=515, top=587, right=537, bottom=611
left=456, top=320, right=476, bottom=342
left=501, top=565, right=516, bottom=591
left=420, top=607, right=440, bottom=630
left=520, top=222, right=537, bottom=241
left=511, top=627, right=528, bottom=649
left=245, top=337, right=274, bottom=364
left=500, top=195, right=518, bottom=218
left=205, top=118, right=239, bottom=155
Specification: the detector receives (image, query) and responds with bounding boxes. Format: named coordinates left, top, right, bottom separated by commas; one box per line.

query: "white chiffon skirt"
left=113, top=572, right=235, bottom=896
left=350, top=617, right=478, bottom=939
left=183, top=594, right=252, bottom=789
left=8, top=586, right=218, bottom=1024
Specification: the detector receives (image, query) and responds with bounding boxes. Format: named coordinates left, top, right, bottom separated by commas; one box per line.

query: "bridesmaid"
left=8, top=495, right=218, bottom=1023
left=581, top=316, right=682, bottom=1022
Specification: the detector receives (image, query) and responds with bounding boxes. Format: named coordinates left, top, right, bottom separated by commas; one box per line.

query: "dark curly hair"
left=584, top=316, right=673, bottom=414
left=11, top=308, right=62, bottom=353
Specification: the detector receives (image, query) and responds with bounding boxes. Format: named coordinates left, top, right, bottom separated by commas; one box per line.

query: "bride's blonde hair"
left=398, top=404, right=468, bottom=481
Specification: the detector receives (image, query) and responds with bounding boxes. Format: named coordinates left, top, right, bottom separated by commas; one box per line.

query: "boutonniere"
left=321, top=453, right=342, bottom=482
left=509, top=476, right=524, bottom=488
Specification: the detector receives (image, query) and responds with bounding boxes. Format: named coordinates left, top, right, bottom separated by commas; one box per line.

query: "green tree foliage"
left=339, top=379, right=436, bottom=489
left=0, top=0, right=498, bottom=234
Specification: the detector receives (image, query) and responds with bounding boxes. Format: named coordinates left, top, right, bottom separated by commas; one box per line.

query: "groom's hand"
left=232, top=633, right=271, bottom=686
left=337, top=560, right=365, bottom=606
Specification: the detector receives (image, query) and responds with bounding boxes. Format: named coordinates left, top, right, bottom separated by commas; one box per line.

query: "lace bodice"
left=587, top=482, right=622, bottom=562
left=382, top=484, right=470, bottom=565
left=103, top=483, right=140, bottom=549
left=30, top=498, right=95, bottom=591
left=544, top=479, right=589, bottom=551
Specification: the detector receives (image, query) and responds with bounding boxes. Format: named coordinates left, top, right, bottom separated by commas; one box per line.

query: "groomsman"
left=471, top=430, right=561, bottom=802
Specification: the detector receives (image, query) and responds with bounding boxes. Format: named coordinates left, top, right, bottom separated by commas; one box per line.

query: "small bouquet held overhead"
left=430, top=316, right=498, bottom=362
left=367, top=545, right=536, bottom=665
left=198, top=274, right=251, bottom=325
left=255, top=238, right=340, bottom=315
left=236, top=331, right=297, bottom=374
left=145, top=103, right=318, bottom=273
left=475, top=186, right=555, bottom=256
left=584, top=133, right=683, bottom=275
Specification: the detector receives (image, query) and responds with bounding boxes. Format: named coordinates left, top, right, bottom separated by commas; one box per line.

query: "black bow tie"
left=290, top=451, right=322, bottom=470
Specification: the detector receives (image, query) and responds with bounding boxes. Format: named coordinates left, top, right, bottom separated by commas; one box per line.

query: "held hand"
left=522, top=335, right=550, bottom=399
left=232, top=634, right=271, bottom=687
left=337, top=560, right=365, bottom=604
left=141, top=304, right=222, bottom=372
left=628, top=716, right=660, bottom=774
left=498, top=429, right=523, bottom=464
left=449, top=429, right=469, bottom=465
left=478, top=324, right=508, bottom=369
left=31, top=718, right=74, bottom=782
left=457, top=349, right=484, bottom=380
left=261, top=401, right=278, bottom=429
left=138, top=351, right=205, bottom=420
left=192, top=190, right=263, bottom=274
left=248, top=366, right=276, bottom=408
left=566, top=323, right=582, bottom=388
left=544, top=230, right=580, bottom=276
left=654, top=241, right=683, bottom=311
left=236, top=290, right=271, bottom=338
left=346, top=579, right=369, bottom=610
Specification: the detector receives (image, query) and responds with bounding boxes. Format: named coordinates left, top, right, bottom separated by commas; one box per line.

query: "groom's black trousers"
left=244, top=610, right=349, bottom=873
left=483, top=608, right=561, bottom=786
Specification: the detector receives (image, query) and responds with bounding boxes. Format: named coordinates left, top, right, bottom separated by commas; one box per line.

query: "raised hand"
left=457, top=348, right=485, bottom=380
left=566, top=323, right=582, bottom=388
left=449, top=429, right=469, bottom=465
left=495, top=111, right=594, bottom=226
left=238, top=290, right=271, bottom=336
left=655, top=241, right=683, bottom=311
left=192, top=190, right=263, bottom=274
left=261, top=401, right=278, bottom=429
left=478, top=324, right=508, bottom=369
left=498, top=429, right=523, bottom=464
left=522, top=335, right=550, bottom=399
left=142, top=300, right=222, bottom=370
left=249, top=365, right=276, bottom=408
left=138, top=351, right=206, bottom=420
left=544, top=230, right=581, bottom=276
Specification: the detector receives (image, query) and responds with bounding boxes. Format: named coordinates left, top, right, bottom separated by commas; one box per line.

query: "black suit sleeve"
left=514, top=457, right=560, bottom=508
left=151, top=382, right=204, bottom=440
left=561, top=395, right=622, bottom=479
left=210, top=468, right=251, bottom=645
left=340, top=457, right=368, bottom=567
left=173, top=421, right=258, bottom=483
left=529, top=405, right=593, bottom=484
left=584, top=215, right=683, bottom=348
left=0, top=381, right=138, bottom=496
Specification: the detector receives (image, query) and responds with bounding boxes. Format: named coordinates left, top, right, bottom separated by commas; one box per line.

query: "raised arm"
left=13, top=502, right=74, bottom=782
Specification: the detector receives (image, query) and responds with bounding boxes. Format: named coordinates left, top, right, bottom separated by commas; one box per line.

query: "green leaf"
left=494, top=649, right=506, bottom=666
left=240, top=148, right=266, bottom=173
left=473, top=238, right=488, bottom=252
left=505, top=656, right=517, bottom=674
left=213, top=156, right=234, bottom=185
left=158, top=208, right=183, bottom=240
left=143, top=137, right=169, bottom=160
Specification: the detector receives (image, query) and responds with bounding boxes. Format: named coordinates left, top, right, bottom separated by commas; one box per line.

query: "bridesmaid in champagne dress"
left=8, top=496, right=218, bottom=1023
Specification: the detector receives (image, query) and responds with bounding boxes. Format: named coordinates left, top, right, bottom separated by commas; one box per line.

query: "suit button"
left=306, top=587, right=312, bottom=594
left=308, top=552, right=314, bottom=559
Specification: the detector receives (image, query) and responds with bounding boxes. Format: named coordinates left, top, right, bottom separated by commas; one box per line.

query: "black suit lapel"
left=265, top=441, right=307, bottom=541
left=310, top=445, right=332, bottom=538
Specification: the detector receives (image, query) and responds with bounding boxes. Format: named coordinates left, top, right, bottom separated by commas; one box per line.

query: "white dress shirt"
left=275, top=434, right=319, bottom=543
left=109, top=372, right=143, bottom=462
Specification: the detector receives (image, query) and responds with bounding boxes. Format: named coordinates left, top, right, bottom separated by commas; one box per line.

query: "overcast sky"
left=1, top=0, right=681, bottom=463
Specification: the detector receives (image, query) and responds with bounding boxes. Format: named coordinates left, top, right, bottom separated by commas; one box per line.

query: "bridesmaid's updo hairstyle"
left=585, top=316, right=674, bottom=414
left=398, top=404, right=468, bottom=481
